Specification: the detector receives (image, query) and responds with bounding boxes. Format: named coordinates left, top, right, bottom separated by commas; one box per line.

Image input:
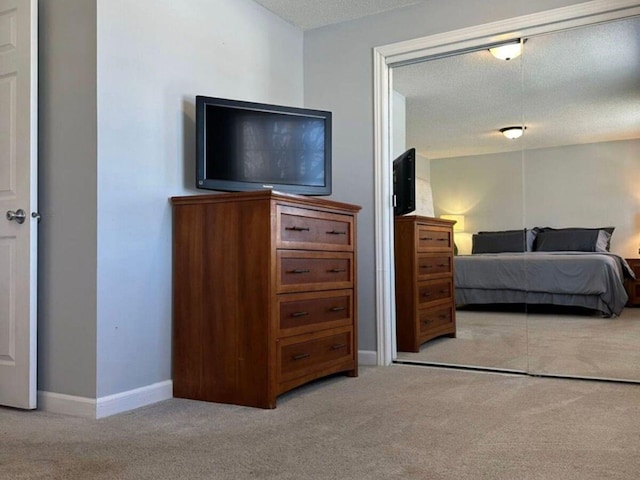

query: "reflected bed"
left=454, top=252, right=634, bottom=317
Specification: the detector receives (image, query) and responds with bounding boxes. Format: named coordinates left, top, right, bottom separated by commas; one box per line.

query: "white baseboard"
left=96, top=380, right=173, bottom=419
left=37, top=390, right=96, bottom=418
left=38, top=380, right=173, bottom=419
left=358, top=350, right=377, bottom=366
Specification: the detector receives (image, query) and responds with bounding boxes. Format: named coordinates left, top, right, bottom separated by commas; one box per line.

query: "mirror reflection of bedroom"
left=391, top=16, right=640, bottom=382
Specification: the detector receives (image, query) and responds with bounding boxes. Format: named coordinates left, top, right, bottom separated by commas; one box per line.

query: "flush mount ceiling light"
left=499, top=126, right=525, bottom=139
left=489, top=41, right=523, bottom=61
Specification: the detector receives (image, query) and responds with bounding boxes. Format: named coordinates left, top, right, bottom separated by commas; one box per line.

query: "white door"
left=0, top=0, right=37, bottom=409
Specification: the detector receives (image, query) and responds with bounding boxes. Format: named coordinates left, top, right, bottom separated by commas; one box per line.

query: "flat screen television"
left=393, top=148, right=416, bottom=216
left=196, top=96, right=332, bottom=195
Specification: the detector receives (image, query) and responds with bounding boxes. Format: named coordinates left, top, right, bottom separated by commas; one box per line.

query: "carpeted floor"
left=3, top=365, right=640, bottom=479
left=397, top=307, right=640, bottom=381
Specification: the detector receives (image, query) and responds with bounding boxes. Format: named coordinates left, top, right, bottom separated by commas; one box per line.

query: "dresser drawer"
left=278, top=290, right=353, bottom=336
left=277, top=251, right=354, bottom=293
left=417, top=254, right=452, bottom=279
left=418, top=305, right=454, bottom=336
left=416, top=226, right=452, bottom=252
left=278, top=328, right=354, bottom=384
left=277, top=205, right=354, bottom=251
left=417, top=279, right=452, bottom=307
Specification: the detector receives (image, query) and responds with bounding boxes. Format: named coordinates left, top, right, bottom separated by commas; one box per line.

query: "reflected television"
left=196, top=96, right=332, bottom=196
left=393, top=148, right=416, bottom=216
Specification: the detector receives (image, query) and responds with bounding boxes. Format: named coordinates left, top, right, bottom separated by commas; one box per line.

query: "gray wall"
left=39, top=0, right=303, bottom=399
left=523, top=140, right=640, bottom=257
left=431, top=140, right=640, bottom=257
left=93, top=0, right=303, bottom=398
left=39, top=0, right=98, bottom=397
left=431, top=151, right=524, bottom=255
left=303, top=0, right=591, bottom=351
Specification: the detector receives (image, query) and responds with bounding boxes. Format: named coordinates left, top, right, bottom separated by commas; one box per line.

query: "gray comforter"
left=454, top=252, right=634, bottom=317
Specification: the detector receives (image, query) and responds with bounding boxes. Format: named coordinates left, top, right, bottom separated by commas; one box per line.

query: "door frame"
left=373, top=0, right=640, bottom=366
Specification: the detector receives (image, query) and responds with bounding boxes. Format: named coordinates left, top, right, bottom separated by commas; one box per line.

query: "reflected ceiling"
left=392, top=17, right=640, bottom=160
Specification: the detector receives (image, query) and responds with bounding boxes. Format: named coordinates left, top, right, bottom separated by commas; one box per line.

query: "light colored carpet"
left=397, top=307, right=640, bottom=381
left=3, top=366, right=640, bottom=479
left=527, top=307, right=640, bottom=380
left=397, top=309, right=528, bottom=371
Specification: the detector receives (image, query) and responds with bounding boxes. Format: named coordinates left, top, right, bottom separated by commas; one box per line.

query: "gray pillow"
left=596, top=230, right=612, bottom=253
left=472, top=231, right=526, bottom=254
left=525, top=229, right=538, bottom=252
left=533, top=227, right=615, bottom=252
left=533, top=229, right=600, bottom=252
left=477, top=229, right=536, bottom=251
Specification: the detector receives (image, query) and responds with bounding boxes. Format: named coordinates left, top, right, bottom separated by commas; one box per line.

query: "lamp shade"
left=440, top=214, right=465, bottom=232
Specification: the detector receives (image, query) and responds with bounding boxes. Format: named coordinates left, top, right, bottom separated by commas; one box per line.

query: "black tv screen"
left=196, top=96, right=332, bottom=195
left=393, top=148, right=416, bottom=216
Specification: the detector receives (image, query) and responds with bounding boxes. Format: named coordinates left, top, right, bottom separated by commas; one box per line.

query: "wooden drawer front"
left=417, top=279, right=452, bottom=307
left=277, top=205, right=354, bottom=251
left=278, top=290, right=353, bottom=336
left=417, top=254, right=452, bottom=279
left=277, top=251, right=353, bottom=293
left=279, top=330, right=353, bottom=383
left=418, top=306, right=454, bottom=336
left=417, top=226, right=452, bottom=252
left=634, top=284, right=640, bottom=303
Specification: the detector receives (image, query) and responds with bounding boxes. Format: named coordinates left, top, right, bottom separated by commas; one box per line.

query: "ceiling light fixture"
left=489, top=41, right=523, bottom=61
left=500, top=126, right=525, bottom=139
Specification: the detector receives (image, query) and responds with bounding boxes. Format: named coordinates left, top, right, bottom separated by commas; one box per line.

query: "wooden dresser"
left=394, top=216, right=456, bottom=352
left=171, top=190, right=360, bottom=408
left=624, top=258, right=640, bottom=307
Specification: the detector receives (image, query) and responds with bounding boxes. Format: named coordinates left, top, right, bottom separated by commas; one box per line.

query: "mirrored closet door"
left=391, top=14, right=640, bottom=382
left=522, top=17, right=640, bottom=381
left=391, top=44, right=528, bottom=372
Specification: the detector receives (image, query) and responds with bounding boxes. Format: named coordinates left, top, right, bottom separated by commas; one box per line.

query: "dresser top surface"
left=394, top=215, right=456, bottom=228
left=171, top=190, right=361, bottom=213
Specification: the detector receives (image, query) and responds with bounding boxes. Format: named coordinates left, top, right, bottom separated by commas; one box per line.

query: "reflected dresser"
left=394, top=216, right=456, bottom=352
left=171, top=191, right=360, bottom=408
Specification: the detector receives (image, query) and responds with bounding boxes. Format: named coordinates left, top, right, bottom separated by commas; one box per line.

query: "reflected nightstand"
left=624, top=259, right=640, bottom=307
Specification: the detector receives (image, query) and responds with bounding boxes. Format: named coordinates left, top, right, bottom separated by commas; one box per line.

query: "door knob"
left=6, top=209, right=26, bottom=224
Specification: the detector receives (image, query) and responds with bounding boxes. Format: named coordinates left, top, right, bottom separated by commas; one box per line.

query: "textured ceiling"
left=252, top=0, right=639, bottom=160
left=253, top=0, right=424, bottom=30
left=392, top=17, right=640, bottom=160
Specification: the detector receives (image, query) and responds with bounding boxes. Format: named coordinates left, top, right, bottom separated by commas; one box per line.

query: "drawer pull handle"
left=439, top=314, right=448, bottom=319
left=420, top=237, right=433, bottom=241
left=438, top=263, right=448, bottom=267
left=328, top=268, right=346, bottom=273
left=420, top=265, right=434, bottom=269
left=423, top=292, right=432, bottom=297
left=292, top=353, right=310, bottom=361
left=326, top=230, right=346, bottom=235
left=291, top=311, right=309, bottom=317
left=329, top=306, right=346, bottom=312
left=439, top=289, right=448, bottom=294
left=422, top=319, right=433, bottom=324
left=331, top=343, right=346, bottom=350
left=289, top=269, right=310, bottom=274
left=286, top=226, right=310, bottom=232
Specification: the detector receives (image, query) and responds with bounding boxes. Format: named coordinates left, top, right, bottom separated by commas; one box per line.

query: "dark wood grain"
left=171, top=191, right=360, bottom=408
left=625, top=258, right=640, bottom=307
left=395, top=216, right=456, bottom=352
